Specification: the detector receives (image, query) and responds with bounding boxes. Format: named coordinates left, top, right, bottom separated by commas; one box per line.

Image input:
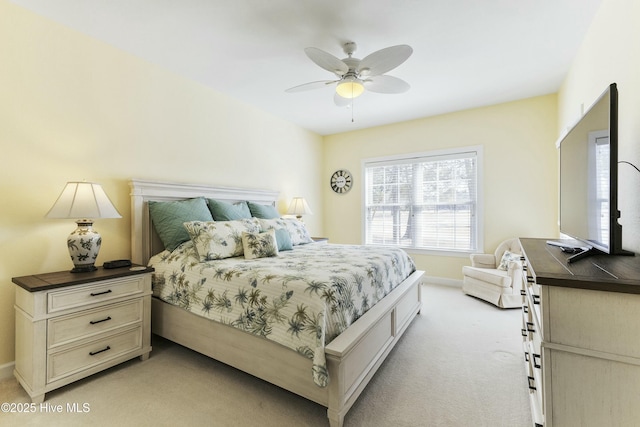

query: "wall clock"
left=330, top=169, right=353, bottom=194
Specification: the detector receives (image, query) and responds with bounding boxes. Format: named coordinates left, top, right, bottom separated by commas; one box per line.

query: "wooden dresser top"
left=12, top=265, right=154, bottom=292
left=520, top=238, right=640, bottom=294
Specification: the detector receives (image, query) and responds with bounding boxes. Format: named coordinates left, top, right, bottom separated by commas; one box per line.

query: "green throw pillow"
left=274, top=228, right=293, bottom=251
left=207, top=199, right=251, bottom=221
left=247, top=202, right=280, bottom=219
left=149, top=197, right=213, bottom=252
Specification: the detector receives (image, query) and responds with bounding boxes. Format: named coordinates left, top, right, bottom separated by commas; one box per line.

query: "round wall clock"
left=330, top=169, right=353, bottom=194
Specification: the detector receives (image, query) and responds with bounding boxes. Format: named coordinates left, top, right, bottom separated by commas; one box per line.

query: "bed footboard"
left=151, top=270, right=423, bottom=427
left=325, top=270, right=423, bottom=427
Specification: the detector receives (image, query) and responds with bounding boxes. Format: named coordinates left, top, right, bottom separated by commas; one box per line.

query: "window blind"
left=364, top=149, right=480, bottom=253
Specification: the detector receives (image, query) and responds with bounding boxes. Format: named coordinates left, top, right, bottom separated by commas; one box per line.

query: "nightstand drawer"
left=47, top=326, right=142, bottom=383
left=48, top=276, right=146, bottom=314
left=48, top=299, right=143, bottom=349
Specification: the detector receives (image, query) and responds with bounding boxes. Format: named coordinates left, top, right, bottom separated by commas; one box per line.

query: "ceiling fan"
left=286, top=42, right=413, bottom=106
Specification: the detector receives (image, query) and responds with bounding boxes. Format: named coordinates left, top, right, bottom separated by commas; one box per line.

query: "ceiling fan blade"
left=359, top=45, right=413, bottom=77
left=364, top=75, right=411, bottom=94
left=285, top=80, right=338, bottom=93
left=334, top=92, right=351, bottom=107
left=304, top=47, right=349, bottom=76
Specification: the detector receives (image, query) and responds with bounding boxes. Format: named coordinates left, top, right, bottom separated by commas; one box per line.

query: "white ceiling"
left=11, top=0, right=603, bottom=136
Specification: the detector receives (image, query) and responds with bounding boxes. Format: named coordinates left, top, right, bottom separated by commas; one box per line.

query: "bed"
left=129, top=179, right=424, bottom=427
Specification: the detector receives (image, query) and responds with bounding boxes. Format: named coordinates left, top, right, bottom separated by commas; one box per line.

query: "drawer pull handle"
left=89, top=346, right=111, bottom=356
left=527, top=376, right=537, bottom=391
left=521, top=328, right=528, bottom=337
left=524, top=352, right=530, bottom=362
left=89, top=316, right=112, bottom=325
left=532, top=294, right=540, bottom=305
left=526, top=322, right=535, bottom=333
left=90, top=289, right=112, bottom=297
left=527, top=276, right=535, bottom=283
left=523, top=305, right=529, bottom=314
left=520, top=289, right=527, bottom=296
left=533, top=353, right=541, bottom=369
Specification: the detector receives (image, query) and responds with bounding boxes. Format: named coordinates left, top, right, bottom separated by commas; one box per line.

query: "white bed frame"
left=129, top=179, right=424, bottom=427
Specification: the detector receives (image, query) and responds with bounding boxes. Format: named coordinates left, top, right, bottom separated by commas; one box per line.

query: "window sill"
left=365, top=244, right=474, bottom=258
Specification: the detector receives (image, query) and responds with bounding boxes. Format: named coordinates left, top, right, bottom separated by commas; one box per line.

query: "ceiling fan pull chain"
left=351, top=97, right=355, bottom=123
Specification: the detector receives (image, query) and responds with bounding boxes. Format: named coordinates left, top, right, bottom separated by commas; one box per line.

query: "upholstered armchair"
left=462, top=238, right=524, bottom=308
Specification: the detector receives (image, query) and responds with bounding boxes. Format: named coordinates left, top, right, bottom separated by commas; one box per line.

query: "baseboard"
left=0, top=361, right=15, bottom=381
left=424, top=276, right=463, bottom=288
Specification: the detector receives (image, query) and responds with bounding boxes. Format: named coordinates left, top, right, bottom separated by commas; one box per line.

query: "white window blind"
left=364, top=147, right=481, bottom=253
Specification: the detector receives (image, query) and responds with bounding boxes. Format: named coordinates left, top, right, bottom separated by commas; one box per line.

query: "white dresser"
left=520, top=238, right=640, bottom=427
left=13, top=266, right=153, bottom=403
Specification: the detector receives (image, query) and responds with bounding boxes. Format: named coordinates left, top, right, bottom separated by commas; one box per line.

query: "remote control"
left=103, top=259, right=132, bottom=269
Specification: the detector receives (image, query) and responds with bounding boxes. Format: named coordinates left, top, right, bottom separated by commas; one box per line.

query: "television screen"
left=558, top=83, right=628, bottom=258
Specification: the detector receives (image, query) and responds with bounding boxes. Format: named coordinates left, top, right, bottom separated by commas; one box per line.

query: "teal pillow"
left=207, top=199, right=251, bottom=221
left=247, top=202, right=280, bottom=219
left=274, top=228, right=293, bottom=251
left=149, top=197, right=213, bottom=252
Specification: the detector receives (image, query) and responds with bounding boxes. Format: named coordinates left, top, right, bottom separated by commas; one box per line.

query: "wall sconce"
left=287, top=197, right=313, bottom=221
left=46, top=181, right=122, bottom=272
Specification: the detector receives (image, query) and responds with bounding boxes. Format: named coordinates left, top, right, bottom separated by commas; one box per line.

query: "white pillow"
left=242, top=229, right=279, bottom=260
left=498, top=250, right=521, bottom=271
left=258, top=218, right=313, bottom=245
left=183, top=219, right=260, bottom=261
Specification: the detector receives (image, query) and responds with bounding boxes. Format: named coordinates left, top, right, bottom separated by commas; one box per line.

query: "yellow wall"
left=5, top=0, right=636, bottom=371
left=0, top=2, right=323, bottom=367
left=323, top=95, right=560, bottom=279
left=558, top=0, right=640, bottom=254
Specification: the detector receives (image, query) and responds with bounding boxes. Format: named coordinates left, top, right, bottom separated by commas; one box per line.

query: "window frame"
left=361, top=145, right=484, bottom=257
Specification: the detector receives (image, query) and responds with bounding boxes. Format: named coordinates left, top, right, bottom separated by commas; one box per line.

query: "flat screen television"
left=555, top=82, right=632, bottom=262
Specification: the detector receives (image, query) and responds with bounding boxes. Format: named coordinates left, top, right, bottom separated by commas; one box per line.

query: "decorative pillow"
left=242, top=229, right=279, bottom=260
left=274, top=228, right=293, bottom=251
left=183, top=219, right=260, bottom=261
left=247, top=201, right=280, bottom=219
left=149, top=197, right=213, bottom=252
left=284, top=218, right=313, bottom=245
left=207, top=199, right=251, bottom=221
left=498, top=250, right=522, bottom=271
left=258, top=218, right=313, bottom=246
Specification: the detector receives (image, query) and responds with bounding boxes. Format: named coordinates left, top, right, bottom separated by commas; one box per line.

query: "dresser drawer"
left=47, top=326, right=142, bottom=383
left=47, top=299, right=143, bottom=349
left=48, top=276, right=147, bottom=314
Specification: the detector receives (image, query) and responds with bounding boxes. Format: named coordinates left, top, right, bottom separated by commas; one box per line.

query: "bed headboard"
left=129, top=179, right=279, bottom=265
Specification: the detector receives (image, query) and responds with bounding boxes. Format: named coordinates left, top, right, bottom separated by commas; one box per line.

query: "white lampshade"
left=46, top=182, right=121, bottom=273
left=287, top=197, right=313, bottom=219
left=336, top=77, right=365, bottom=99
left=46, top=182, right=122, bottom=219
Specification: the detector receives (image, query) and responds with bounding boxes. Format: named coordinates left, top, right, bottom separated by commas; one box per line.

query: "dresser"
left=519, top=238, right=640, bottom=427
left=13, top=266, right=153, bottom=403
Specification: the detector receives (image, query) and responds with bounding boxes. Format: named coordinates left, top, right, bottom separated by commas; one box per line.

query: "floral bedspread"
left=149, top=241, right=416, bottom=387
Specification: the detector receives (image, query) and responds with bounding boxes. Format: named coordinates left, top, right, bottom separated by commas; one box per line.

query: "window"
left=363, top=146, right=482, bottom=255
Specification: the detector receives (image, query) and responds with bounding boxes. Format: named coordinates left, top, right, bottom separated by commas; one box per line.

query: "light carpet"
left=0, top=284, right=531, bottom=426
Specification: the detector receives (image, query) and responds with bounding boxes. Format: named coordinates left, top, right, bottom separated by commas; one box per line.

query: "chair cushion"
left=462, top=266, right=512, bottom=288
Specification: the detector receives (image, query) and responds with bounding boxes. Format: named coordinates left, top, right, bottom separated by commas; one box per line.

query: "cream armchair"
left=462, top=238, right=523, bottom=308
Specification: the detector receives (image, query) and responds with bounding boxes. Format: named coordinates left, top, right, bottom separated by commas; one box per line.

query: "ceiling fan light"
left=336, top=78, right=365, bottom=99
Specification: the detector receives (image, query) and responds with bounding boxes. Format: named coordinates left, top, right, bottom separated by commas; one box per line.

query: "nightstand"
left=12, top=265, right=153, bottom=403
left=312, top=237, right=329, bottom=244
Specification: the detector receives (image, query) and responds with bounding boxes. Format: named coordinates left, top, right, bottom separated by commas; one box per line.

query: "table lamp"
left=287, top=197, right=313, bottom=221
left=46, top=181, right=122, bottom=272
